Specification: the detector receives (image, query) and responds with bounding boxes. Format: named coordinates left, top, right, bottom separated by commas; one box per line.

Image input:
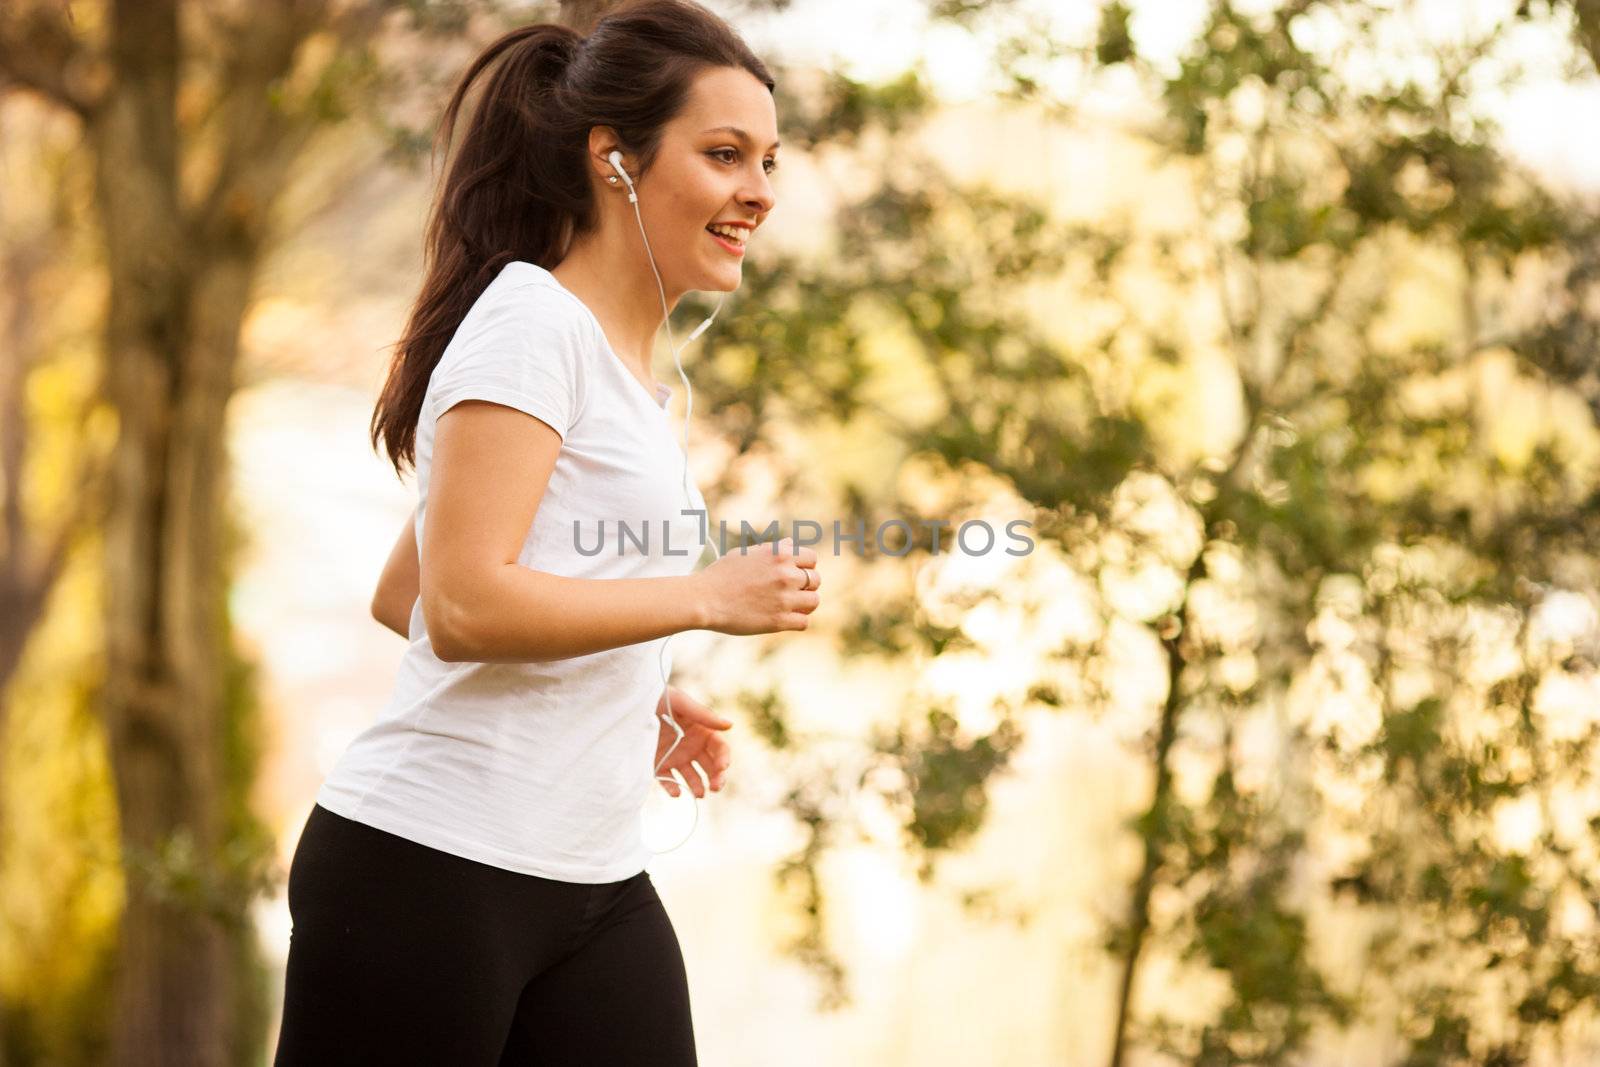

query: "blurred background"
left=3, top=0, right=1600, bottom=1064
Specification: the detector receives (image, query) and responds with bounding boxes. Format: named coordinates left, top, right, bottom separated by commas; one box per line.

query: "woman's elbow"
left=421, top=590, right=474, bottom=662
left=371, top=595, right=413, bottom=639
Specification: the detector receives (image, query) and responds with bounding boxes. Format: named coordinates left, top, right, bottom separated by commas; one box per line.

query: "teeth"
left=708, top=224, right=747, bottom=244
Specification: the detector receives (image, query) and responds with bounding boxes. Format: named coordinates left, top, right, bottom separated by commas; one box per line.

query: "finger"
left=795, top=567, right=820, bottom=593
left=688, top=758, right=713, bottom=793
left=663, top=691, right=734, bottom=729
left=775, top=538, right=818, bottom=565
left=684, top=704, right=735, bottom=729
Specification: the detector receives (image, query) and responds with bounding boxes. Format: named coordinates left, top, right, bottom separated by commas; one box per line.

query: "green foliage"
left=1139, top=738, right=1357, bottom=1063
left=0, top=671, right=119, bottom=1067
left=838, top=600, right=977, bottom=659
left=1097, top=1, right=1136, bottom=67
left=719, top=0, right=1600, bottom=1061
left=735, top=685, right=793, bottom=751
left=1160, top=2, right=1330, bottom=155
left=777, top=69, right=935, bottom=151
left=876, top=706, right=1024, bottom=879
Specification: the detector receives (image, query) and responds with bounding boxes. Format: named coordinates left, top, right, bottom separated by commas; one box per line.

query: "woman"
left=273, top=2, right=821, bottom=1062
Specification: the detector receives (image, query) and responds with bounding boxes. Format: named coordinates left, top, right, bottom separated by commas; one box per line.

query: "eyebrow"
left=702, top=126, right=781, bottom=151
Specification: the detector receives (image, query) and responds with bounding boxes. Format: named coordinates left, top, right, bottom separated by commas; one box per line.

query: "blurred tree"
left=690, top=1, right=1600, bottom=1063
left=0, top=90, right=115, bottom=1067
left=0, top=1, right=591, bottom=1063
left=0, top=139, right=108, bottom=748
left=0, top=2, right=389, bottom=1059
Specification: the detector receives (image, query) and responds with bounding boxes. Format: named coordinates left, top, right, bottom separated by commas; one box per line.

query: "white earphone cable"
left=613, top=152, right=725, bottom=854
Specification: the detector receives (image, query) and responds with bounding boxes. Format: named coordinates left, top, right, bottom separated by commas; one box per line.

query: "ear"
left=586, top=126, right=627, bottom=184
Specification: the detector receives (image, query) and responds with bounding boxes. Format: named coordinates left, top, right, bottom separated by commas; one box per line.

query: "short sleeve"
left=428, top=282, right=589, bottom=439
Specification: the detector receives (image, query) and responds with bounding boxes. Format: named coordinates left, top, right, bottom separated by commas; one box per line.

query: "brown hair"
left=370, top=0, right=774, bottom=476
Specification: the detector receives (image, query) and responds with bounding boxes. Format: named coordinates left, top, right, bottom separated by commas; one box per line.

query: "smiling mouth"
left=706, top=228, right=746, bottom=255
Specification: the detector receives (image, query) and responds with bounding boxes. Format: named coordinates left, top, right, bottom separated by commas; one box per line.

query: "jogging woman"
left=273, top=2, right=821, bottom=1062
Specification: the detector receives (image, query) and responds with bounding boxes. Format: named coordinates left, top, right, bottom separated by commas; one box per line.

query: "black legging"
left=273, top=804, right=698, bottom=1065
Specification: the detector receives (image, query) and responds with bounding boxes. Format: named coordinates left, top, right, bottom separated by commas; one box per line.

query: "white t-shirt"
left=316, top=260, right=709, bottom=882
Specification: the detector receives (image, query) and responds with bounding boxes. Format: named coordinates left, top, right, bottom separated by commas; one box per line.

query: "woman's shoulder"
left=465, top=261, right=597, bottom=352
left=483, top=260, right=580, bottom=315
left=427, top=261, right=595, bottom=432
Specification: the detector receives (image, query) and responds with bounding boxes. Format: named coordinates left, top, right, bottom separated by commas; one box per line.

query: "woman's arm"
left=371, top=512, right=421, bottom=638
left=421, top=400, right=707, bottom=664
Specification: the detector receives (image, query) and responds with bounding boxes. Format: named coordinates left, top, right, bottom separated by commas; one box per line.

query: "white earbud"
left=607, top=150, right=637, bottom=203
left=611, top=144, right=728, bottom=854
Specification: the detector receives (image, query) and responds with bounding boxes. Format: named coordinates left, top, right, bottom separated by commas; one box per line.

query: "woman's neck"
left=550, top=230, right=680, bottom=381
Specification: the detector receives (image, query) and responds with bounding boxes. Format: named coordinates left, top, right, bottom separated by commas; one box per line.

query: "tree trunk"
left=91, top=1, right=249, bottom=1063
left=6, top=0, right=620, bottom=1059
left=1105, top=639, right=1185, bottom=1067
left=1106, top=549, right=1211, bottom=1067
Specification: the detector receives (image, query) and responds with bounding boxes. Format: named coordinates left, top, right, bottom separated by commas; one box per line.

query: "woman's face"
left=620, top=65, right=779, bottom=295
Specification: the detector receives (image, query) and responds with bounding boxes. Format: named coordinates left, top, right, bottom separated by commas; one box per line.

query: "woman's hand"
left=654, top=686, right=733, bottom=797
left=693, top=536, right=821, bottom=636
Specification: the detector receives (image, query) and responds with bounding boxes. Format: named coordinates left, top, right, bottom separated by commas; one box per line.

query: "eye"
left=708, top=148, right=779, bottom=175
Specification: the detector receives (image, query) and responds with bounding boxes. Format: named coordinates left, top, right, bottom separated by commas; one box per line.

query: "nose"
left=741, top=165, right=775, bottom=216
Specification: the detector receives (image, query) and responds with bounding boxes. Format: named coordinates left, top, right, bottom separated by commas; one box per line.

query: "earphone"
left=608, top=148, right=727, bottom=854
